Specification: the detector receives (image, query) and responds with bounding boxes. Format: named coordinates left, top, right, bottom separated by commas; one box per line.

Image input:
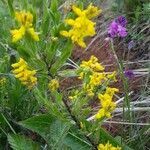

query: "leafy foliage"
left=8, top=134, right=40, bottom=150
left=19, top=114, right=92, bottom=149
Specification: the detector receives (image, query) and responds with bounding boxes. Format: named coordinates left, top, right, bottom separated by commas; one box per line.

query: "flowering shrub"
left=0, top=0, right=139, bottom=150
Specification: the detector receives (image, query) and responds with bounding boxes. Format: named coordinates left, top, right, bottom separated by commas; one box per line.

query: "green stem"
left=62, top=97, right=98, bottom=150
left=110, top=39, right=133, bottom=142
left=1, top=113, right=16, bottom=134
left=110, top=39, right=131, bottom=113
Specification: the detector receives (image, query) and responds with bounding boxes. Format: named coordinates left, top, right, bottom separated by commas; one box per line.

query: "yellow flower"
left=95, top=87, right=118, bottom=119
left=78, top=55, right=106, bottom=97
left=107, top=71, right=117, bottom=82
left=72, top=4, right=101, bottom=19
left=89, top=72, right=106, bottom=87
left=84, top=3, right=102, bottom=19
left=105, top=87, right=119, bottom=98
left=98, top=142, right=121, bottom=150
left=96, top=98, right=116, bottom=119
left=83, top=84, right=94, bottom=97
left=80, top=55, right=104, bottom=72
left=11, top=11, right=39, bottom=42
left=60, top=4, right=101, bottom=48
left=48, top=79, right=59, bottom=91
left=11, top=58, right=37, bottom=89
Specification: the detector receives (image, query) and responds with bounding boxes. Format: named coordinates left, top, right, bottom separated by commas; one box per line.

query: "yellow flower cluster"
left=98, top=142, right=121, bottom=150
left=95, top=87, right=118, bottom=119
left=80, top=55, right=104, bottom=73
left=10, top=11, right=39, bottom=42
left=78, top=55, right=118, bottom=119
left=48, top=79, right=59, bottom=91
left=79, top=55, right=106, bottom=97
left=11, top=58, right=37, bottom=89
left=60, top=4, right=101, bottom=48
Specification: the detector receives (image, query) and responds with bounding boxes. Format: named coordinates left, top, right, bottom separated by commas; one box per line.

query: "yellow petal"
left=12, top=66, right=25, bottom=74
left=15, top=72, right=24, bottom=78
left=15, top=11, right=33, bottom=26
left=72, top=5, right=83, bottom=16
left=65, top=19, right=75, bottom=26
left=84, top=3, right=101, bottom=19
left=27, top=28, right=39, bottom=41
left=10, top=26, right=25, bottom=42
left=77, top=39, right=86, bottom=48
left=60, top=31, right=70, bottom=37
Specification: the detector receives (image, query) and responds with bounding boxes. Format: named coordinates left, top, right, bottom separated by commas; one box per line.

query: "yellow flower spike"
left=12, top=58, right=37, bottom=89
left=96, top=86, right=118, bottom=120
left=60, top=4, right=100, bottom=48
left=98, top=142, right=121, bottom=150
left=48, top=79, right=59, bottom=92
left=15, top=11, right=33, bottom=27
left=11, top=11, right=39, bottom=42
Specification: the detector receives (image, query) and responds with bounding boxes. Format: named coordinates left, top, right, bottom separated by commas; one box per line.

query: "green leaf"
left=19, top=114, right=71, bottom=148
left=63, top=132, right=92, bottom=150
left=19, top=114, right=92, bottom=149
left=50, top=0, right=58, bottom=12
left=41, top=1, right=51, bottom=37
left=8, top=134, right=40, bottom=150
left=58, top=69, right=77, bottom=78
left=50, top=40, right=73, bottom=75
left=7, top=0, right=14, bottom=17
left=115, top=136, right=134, bottom=150
left=98, top=128, right=133, bottom=150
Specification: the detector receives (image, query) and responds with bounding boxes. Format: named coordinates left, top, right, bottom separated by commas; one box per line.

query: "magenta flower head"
left=117, top=25, right=127, bottom=37
left=108, top=16, right=127, bottom=38
left=108, top=21, right=118, bottom=38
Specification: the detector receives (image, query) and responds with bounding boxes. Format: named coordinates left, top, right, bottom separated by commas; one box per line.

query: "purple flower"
left=128, top=40, right=136, bottom=50
left=124, top=70, right=134, bottom=79
left=116, top=16, right=127, bottom=27
left=108, top=21, right=118, bottom=38
left=117, top=25, right=127, bottom=37
left=108, top=16, right=128, bottom=38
